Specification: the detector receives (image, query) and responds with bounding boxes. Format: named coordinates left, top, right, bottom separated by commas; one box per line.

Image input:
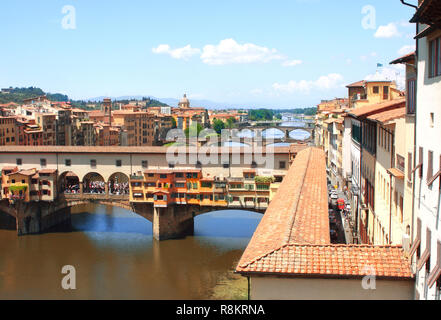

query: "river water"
left=0, top=204, right=262, bottom=300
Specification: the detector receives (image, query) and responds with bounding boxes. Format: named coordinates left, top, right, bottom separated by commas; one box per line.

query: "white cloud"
left=374, top=22, right=400, bottom=38
left=153, top=39, right=302, bottom=67
left=282, top=59, right=303, bottom=67
left=397, top=44, right=416, bottom=55
left=272, top=73, right=344, bottom=94
left=152, top=44, right=201, bottom=60
left=200, top=38, right=284, bottom=65
left=365, top=64, right=406, bottom=90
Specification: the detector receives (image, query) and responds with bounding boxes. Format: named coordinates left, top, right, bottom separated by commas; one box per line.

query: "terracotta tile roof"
left=387, top=168, right=405, bottom=179
left=348, top=98, right=405, bottom=118
left=144, top=169, right=174, bottom=174
left=236, top=147, right=413, bottom=279
left=410, top=0, right=441, bottom=25
left=38, top=169, right=57, bottom=174
left=390, top=52, right=416, bottom=65
left=237, top=244, right=413, bottom=279
left=346, top=80, right=365, bottom=88
left=9, top=169, right=37, bottom=176
left=236, top=148, right=329, bottom=268
left=1, top=166, right=18, bottom=171
left=367, top=107, right=406, bottom=123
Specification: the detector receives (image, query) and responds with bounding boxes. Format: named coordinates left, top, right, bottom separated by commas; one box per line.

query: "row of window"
left=416, top=147, right=440, bottom=186
left=13, top=158, right=287, bottom=171
left=411, top=220, right=441, bottom=300
left=378, top=126, right=392, bottom=153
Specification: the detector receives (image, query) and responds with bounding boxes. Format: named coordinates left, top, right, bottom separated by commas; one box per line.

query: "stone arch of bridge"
left=58, top=171, right=81, bottom=194
left=107, top=172, right=130, bottom=195
left=82, top=172, right=106, bottom=194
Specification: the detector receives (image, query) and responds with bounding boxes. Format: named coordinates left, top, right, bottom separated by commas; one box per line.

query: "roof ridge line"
left=284, top=147, right=313, bottom=244
left=239, top=148, right=314, bottom=270
left=239, top=243, right=291, bottom=269
left=239, top=243, right=406, bottom=269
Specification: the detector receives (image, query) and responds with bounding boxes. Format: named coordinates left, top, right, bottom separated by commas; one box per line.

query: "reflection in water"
left=280, top=121, right=306, bottom=128
left=0, top=204, right=261, bottom=300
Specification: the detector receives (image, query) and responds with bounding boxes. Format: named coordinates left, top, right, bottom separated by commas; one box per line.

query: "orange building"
left=94, top=123, right=120, bottom=146
left=129, top=168, right=274, bottom=210
left=112, top=110, right=155, bottom=146
left=0, top=116, right=16, bottom=145
left=35, top=113, right=56, bottom=146
left=1, top=167, right=58, bottom=202
left=172, top=94, right=209, bottom=130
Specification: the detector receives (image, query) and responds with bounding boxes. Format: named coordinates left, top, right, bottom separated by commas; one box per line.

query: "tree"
left=226, top=117, right=237, bottom=129
left=184, top=123, right=204, bottom=138
left=212, top=119, right=225, bottom=134
left=171, top=117, right=177, bottom=129
left=248, top=109, right=274, bottom=121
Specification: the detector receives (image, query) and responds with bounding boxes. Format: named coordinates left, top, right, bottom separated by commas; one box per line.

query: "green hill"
left=0, top=87, right=68, bottom=104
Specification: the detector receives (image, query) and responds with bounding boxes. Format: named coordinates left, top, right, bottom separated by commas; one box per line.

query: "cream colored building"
left=369, top=108, right=407, bottom=245
left=407, top=0, right=441, bottom=300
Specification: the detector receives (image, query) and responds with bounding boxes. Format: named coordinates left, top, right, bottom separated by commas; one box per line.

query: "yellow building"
left=347, top=80, right=401, bottom=109
left=1, top=168, right=58, bottom=203
left=389, top=52, right=416, bottom=251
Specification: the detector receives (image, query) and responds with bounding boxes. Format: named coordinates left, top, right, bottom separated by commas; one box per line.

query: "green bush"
left=254, top=176, right=275, bottom=183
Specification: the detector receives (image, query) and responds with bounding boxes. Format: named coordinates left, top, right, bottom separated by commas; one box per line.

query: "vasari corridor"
left=0, top=0, right=440, bottom=313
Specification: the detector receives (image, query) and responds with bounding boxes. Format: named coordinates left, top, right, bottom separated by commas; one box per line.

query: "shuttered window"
left=430, top=37, right=441, bottom=78
left=428, top=150, right=434, bottom=182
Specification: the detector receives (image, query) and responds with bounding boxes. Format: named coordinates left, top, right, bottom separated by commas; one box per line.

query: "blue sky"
left=0, top=0, right=418, bottom=108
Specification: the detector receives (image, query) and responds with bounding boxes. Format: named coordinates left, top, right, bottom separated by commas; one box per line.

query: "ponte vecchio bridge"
left=0, top=145, right=304, bottom=240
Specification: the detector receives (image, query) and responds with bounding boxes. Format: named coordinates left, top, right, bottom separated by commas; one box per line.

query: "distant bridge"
left=231, top=122, right=315, bottom=145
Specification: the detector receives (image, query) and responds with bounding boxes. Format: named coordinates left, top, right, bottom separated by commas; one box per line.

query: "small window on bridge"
left=16, top=158, right=22, bottom=165
left=116, top=160, right=122, bottom=167
left=251, top=161, right=257, bottom=168
left=142, top=160, right=148, bottom=169
left=223, top=163, right=230, bottom=169
left=168, top=163, right=175, bottom=168
left=65, top=159, right=71, bottom=167
left=90, top=159, right=97, bottom=168
left=40, top=158, right=47, bottom=168
left=279, top=161, right=286, bottom=169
